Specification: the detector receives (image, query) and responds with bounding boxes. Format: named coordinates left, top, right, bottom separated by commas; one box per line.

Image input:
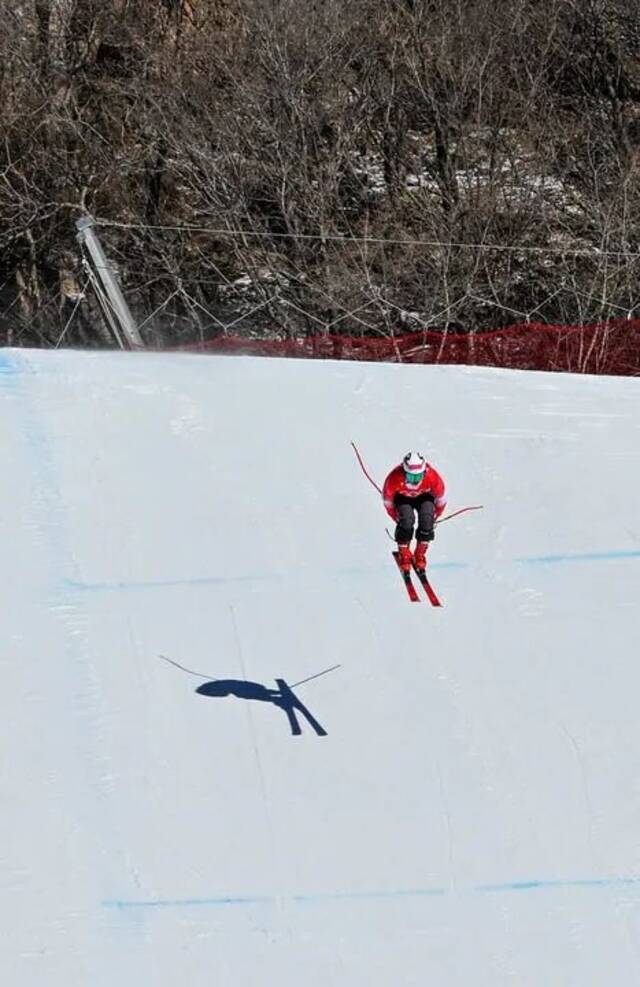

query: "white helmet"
left=402, top=451, right=427, bottom=484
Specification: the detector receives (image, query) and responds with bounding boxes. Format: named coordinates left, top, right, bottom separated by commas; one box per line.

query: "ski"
left=412, top=563, right=442, bottom=607
left=392, top=551, right=420, bottom=602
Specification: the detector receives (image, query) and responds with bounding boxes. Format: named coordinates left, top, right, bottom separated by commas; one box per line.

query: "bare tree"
left=2, top=0, right=640, bottom=347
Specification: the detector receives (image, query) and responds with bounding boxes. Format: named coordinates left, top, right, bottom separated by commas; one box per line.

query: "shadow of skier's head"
left=196, top=679, right=275, bottom=702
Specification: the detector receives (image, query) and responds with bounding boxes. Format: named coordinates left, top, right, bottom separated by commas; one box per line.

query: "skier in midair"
left=383, top=452, right=447, bottom=572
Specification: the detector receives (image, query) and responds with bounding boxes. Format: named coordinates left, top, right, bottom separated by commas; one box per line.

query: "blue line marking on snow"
left=476, top=877, right=640, bottom=893
left=104, top=895, right=274, bottom=910
left=104, top=876, right=640, bottom=910
left=5, top=352, right=131, bottom=938
left=66, top=564, right=471, bottom=593
left=517, top=550, right=640, bottom=565
left=63, top=572, right=285, bottom=593
left=103, top=887, right=447, bottom=910
left=0, top=352, right=19, bottom=377
left=67, top=548, right=639, bottom=593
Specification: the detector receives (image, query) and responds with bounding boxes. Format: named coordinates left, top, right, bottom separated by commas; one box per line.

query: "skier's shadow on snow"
left=195, top=678, right=328, bottom=737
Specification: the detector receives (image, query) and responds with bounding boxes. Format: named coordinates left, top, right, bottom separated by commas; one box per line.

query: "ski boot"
left=414, top=541, right=429, bottom=573
left=397, top=543, right=413, bottom=573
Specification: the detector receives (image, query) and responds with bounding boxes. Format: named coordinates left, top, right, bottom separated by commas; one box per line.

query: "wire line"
left=94, top=218, right=640, bottom=258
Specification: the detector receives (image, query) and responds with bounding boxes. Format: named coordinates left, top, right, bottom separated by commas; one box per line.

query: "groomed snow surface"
left=2, top=349, right=640, bottom=986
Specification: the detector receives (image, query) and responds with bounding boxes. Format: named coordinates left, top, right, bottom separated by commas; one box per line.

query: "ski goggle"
left=404, top=470, right=424, bottom=484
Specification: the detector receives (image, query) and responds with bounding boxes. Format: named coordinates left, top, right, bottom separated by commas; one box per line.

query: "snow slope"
left=2, top=348, right=640, bottom=986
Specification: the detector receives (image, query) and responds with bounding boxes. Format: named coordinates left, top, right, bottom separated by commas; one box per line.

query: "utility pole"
left=76, top=215, right=143, bottom=348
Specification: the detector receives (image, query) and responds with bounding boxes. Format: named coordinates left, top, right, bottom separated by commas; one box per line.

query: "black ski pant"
left=394, top=493, right=435, bottom=545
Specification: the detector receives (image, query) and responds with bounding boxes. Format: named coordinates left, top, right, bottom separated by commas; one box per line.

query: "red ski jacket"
left=382, top=464, right=447, bottom=522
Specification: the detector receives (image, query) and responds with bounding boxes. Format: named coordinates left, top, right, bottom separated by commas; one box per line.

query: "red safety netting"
left=169, top=319, right=640, bottom=376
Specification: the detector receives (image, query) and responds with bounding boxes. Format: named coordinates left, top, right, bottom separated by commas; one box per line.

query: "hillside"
left=2, top=348, right=640, bottom=984
left=3, top=1, right=640, bottom=346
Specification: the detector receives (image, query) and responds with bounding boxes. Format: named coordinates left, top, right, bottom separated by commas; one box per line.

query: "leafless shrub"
left=1, top=0, right=640, bottom=347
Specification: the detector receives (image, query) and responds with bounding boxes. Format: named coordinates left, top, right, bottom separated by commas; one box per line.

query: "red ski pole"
left=350, top=440, right=382, bottom=495
left=436, top=505, right=483, bottom=525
